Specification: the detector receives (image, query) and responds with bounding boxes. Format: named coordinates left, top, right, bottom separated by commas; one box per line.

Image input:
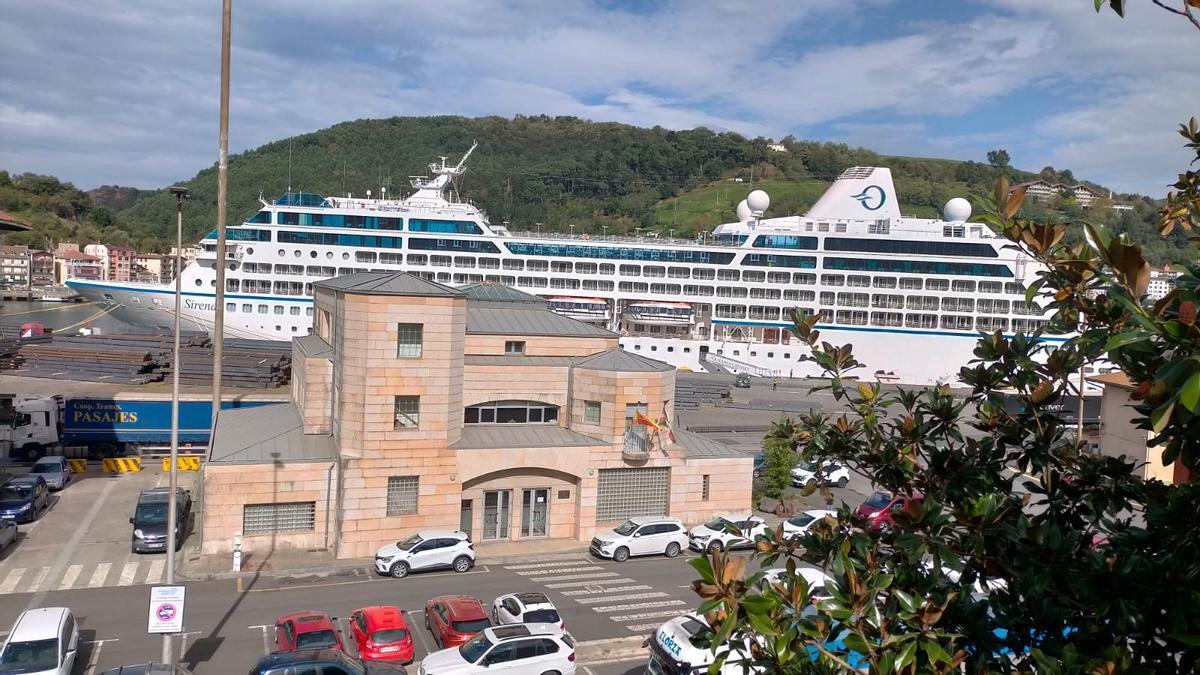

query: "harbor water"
left=0, top=300, right=134, bottom=336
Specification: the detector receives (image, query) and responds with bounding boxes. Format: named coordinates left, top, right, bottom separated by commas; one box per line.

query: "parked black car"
left=0, top=475, right=50, bottom=523
left=102, top=665, right=194, bottom=675
left=130, top=487, right=192, bottom=553
left=249, top=649, right=368, bottom=675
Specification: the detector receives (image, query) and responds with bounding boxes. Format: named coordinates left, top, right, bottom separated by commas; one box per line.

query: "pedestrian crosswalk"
left=503, top=559, right=692, bottom=633
left=0, top=558, right=167, bottom=595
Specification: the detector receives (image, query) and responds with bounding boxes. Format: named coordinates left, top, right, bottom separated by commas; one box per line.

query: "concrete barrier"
left=66, top=459, right=88, bottom=473
left=162, top=456, right=202, bottom=472
left=101, top=457, right=142, bottom=473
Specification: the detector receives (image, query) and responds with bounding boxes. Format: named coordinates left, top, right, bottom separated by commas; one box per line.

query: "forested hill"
left=1, top=115, right=1189, bottom=264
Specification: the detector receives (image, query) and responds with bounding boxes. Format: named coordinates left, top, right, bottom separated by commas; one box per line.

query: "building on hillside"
left=133, top=254, right=168, bottom=283
left=1146, top=267, right=1179, bottom=302
left=82, top=244, right=110, bottom=280
left=1070, top=184, right=1105, bottom=207
left=1015, top=179, right=1059, bottom=201
left=1089, top=372, right=1194, bottom=485
left=55, top=242, right=80, bottom=255
left=168, top=246, right=200, bottom=270
left=1012, top=180, right=1108, bottom=208
left=29, top=250, right=55, bottom=288
left=201, top=274, right=752, bottom=558
left=55, top=249, right=103, bottom=282
left=766, top=142, right=787, bottom=153
left=107, top=245, right=136, bottom=282
left=0, top=245, right=30, bottom=289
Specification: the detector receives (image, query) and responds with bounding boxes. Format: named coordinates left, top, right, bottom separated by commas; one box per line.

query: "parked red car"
left=273, top=611, right=344, bottom=652
left=349, top=605, right=414, bottom=663
left=425, top=595, right=491, bottom=649
left=856, top=491, right=922, bottom=531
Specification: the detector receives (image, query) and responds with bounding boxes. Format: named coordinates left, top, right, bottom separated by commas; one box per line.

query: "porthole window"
left=228, top=262, right=239, bottom=271
left=767, top=352, right=774, bottom=358
left=277, top=249, right=285, bottom=257
left=210, top=280, right=216, bottom=287
left=194, top=279, right=203, bottom=287
left=650, top=346, right=657, bottom=351
left=326, top=251, right=333, bottom=259
left=634, top=345, right=641, bottom=350
left=342, top=252, right=350, bottom=260
left=310, top=251, right=317, bottom=258
left=294, top=250, right=301, bottom=257
left=246, top=247, right=254, bottom=255
left=667, top=346, right=674, bottom=352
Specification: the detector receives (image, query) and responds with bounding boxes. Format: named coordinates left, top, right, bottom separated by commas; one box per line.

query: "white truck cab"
left=2, top=396, right=63, bottom=460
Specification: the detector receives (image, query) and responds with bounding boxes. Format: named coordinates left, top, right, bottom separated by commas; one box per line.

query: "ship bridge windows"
left=846, top=275, right=870, bottom=288
left=941, top=297, right=975, bottom=312
left=693, top=268, right=715, bottom=280
left=716, top=286, right=748, bottom=298
left=278, top=231, right=402, bottom=248
left=905, top=314, right=939, bottom=329
left=749, top=288, right=781, bottom=300
left=409, top=219, right=482, bottom=235
left=306, top=265, right=336, bottom=276
left=406, top=254, right=428, bottom=266
left=714, top=304, right=746, bottom=319
left=744, top=254, right=816, bottom=269
left=978, top=281, right=1002, bottom=294
left=408, top=237, right=498, bottom=253
left=899, top=278, right=923, bottom=290
left=717, top=269, right=739, bottom=281
left=248, top=211, right=272, bottom=224
left=619, top=264, right=641, bottom=276
left=380, top=253, right=402, bottom=265
left=794, top=272, right=816, bottom=285
left=430, top=255, right=451, bottom=267
left=454, top=256, right=476, bottom=268
left=871, top=294, right=904, bottom=309
left=837, top=292, right=869, bottom=308
left=742, top=271, right=765, bottom=283
left=951, top=280, right=976, bottom=293
left=503, top=241, right=734, bottom=265
left=824, top=237, right=998, bottom=258
left=527, top=260, right=549, bottom=272
left=356, top=252, right=377, bottom=264
left=503, top=259, right=524, bottom=271
left=906, top=296, right=940, bottom=311
left=926, top=279, right=950, bottom=291
left=208, top=228, right=272, bottom=241
left=753, top=234, right=819, bottom=250
left=276, top=212, right=401, bottom=230
left=784, top=289, right=815, bottom=302
left=551, top=261, right=573, bottom=273
left=822, top=274, right=845, bottom=287
left=871, top=312, right=903, bottom=327
left=576, top=262, right=597, bottom=274
left=823, top=257, right=1013, bottom=278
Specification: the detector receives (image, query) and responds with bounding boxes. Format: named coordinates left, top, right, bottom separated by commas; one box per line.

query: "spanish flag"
left=632, top=410, right=661, bottom=431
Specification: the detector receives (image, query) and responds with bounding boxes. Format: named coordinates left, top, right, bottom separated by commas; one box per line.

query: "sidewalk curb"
left=576, top=635, right=649, bottom=665
left=179, top=548, right=593, bottom=583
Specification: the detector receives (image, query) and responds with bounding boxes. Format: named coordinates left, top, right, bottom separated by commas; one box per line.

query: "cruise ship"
left=67, top=146, right=1062, bottom=385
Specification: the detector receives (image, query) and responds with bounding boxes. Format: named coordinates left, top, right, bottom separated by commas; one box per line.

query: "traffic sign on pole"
left=148, top=585, right=186, bottom=634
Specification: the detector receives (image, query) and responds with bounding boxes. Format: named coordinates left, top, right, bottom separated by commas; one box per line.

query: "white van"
left=0, top=607, right=78, bottom=675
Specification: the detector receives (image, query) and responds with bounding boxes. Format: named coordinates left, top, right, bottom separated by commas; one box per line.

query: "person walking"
left=772, top=376, right=779, bottom=391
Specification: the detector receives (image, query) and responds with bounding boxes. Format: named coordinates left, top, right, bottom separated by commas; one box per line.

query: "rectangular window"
left=596, top=467, right=670, bottom=521
left=386, top=476, right=419, bottom=516
left=584, top=400, right=601, bottom=425
left=702, top=475, right=711, bottom=500
left=243, top=502, right=315, bottom=535
left=504, top=341, right=526, bottom=355
left=394, top=396, right=420, bottom=429
left=397, top=323, right=423, bottom=358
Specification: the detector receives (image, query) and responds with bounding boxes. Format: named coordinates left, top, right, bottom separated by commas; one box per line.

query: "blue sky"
left=1, top=0, right=1196, bottom=195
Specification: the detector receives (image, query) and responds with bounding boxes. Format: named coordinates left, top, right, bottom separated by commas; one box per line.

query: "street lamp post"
left=163, top=186, right=188, bottom=664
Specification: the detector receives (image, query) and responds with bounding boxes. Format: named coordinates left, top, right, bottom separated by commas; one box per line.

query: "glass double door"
left=481, top=488, right=549, bottom=540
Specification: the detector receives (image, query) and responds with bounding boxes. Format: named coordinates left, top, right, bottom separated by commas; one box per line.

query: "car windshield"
left=0, top=638, right=59, bottom=673
left=613, top=520, right=638, bottom=536
left=396, top=534, right=423, bottom=551
left=788, top=513, right=817, bottom=528
left=370, top=628, right=409, bottom=643
left=796, top=461, right=818, bottom=472
left=865, top=492, right=892, bottom=509
left=704, top=517, right=734, bottom=530
left=678, top=617, right=710, bottom=647
left=458, top=633, right=494, bottom=663
left=28, top=464, right=58, bottom=474
left=135, top=502, right=169, bottom=524
left=0, top=485, right=31, bottom=500
left=295, top=629, right=338, bottom=649
left=451, top=618, right=491, bottom=634
left=524, top=609, right=560, bottom=624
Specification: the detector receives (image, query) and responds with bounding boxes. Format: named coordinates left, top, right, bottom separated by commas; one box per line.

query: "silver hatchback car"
left=29, top=456, right=72, bottom=491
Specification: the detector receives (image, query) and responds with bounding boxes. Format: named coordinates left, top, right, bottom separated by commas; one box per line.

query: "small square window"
left=584, top=400, right=601, bottom=425
left=504, top=340, right=525, bottom=355
left=386, top=476, right=419, bottom=515
left=397, top=323, right=423, bottom=358
left=394, top=396, right=420, bottom=429
left=558, top=490, right=571, bottom=500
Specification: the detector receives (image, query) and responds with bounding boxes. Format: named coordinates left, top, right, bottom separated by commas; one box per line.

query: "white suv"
left=492, top=592, right=563, bottom=629
left=374, top=530, right=475, bottom=579
left=688, top=514, right=767, bottom=553
left=418, top=623, right=575, bottom=675
left=791, top=460, right=850, bottom=488
left=590, top=517, right=688, bottom=562
left=0, top=606, right=78, bottom=675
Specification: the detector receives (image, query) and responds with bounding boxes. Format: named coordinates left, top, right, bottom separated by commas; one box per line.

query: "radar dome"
left=943, top=197, right=972, bottom=222
left=747, top=189, right=770, bottom=213
left=735, top=199, right=752, bottom=222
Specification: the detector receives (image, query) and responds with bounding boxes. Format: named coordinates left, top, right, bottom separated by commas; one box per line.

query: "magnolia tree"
left=687, top=9, right=1200, bottom=675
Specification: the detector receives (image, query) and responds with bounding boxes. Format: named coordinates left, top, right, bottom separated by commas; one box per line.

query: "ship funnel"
left=807, top=167, right=901, bottom=221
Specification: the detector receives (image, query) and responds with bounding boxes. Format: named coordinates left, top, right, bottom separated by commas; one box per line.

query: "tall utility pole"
left=212, top=0, right=232, bottom=432
left=163, top=187, right=188, bottom=664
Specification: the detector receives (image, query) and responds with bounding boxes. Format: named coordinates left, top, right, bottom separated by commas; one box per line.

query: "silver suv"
left=590, top=517, right=688, bottom=562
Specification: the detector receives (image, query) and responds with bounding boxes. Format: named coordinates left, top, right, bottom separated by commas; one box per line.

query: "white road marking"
left=146, top=559, right=165, bottom=584
left=576, top=592, right=669, bottom=605
left=176, top=631, right=203, bottom=662
left=57, top=564, right=83, bottom=590
left=88, top=563, right=111, bottom=588
left=405, top=611, right=433, bottom=656
left=0, top=568, right=25, bottom=594
left=609, top=608, right=692, bottom=622
left=544, top=576, right=634, bottom=589
left=591, top=600, right=686, bottom=613
left=518, top=566, right=602, bottom=576
left=118, top=562, right=139, bottom=586
left=561, top=585, right=653, bottom=597
left=626, top=622, right=667, bottom=632
left=23, top=475, right=119, bottom=612
left=248, top=625, right=273, bottom=656
left=81, top=638, right=118, bottom=675
left=532, top=571, right=621, bottom=583
left=25, top=567, right=50, bottom=594
left=503, top=560, right=591, bottom=571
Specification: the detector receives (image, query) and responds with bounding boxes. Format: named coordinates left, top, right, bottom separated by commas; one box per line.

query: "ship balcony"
left=197, top=244, right=245, bottom=262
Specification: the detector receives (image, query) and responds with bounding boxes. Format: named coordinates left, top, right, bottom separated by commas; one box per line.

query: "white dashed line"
left=609, top=608, right=693, bottom=622
left=118, top=562, right=138, bottom=586
left=518, top=566, right=602, bottom=576
left=626, top=622, right=667, bottom=632
left=24, top=567, right=50, bottom=594
left=560, top=585, right=653, bottom=597
left=88, top=563, right=111, bottom=588
left=503, top=560, right=590, bottom=571
left=57, top=564, right=83, bottom=590
left=544, top=576, right=632, bottom=589
left=576, top=592, right=670, bottom=605
left=534, top=571, right=622, bottom=583
left=591, top=600, right=686, bottom=613
left=145, top=559, right=165, bottom=584
left=0, top=568, right=26, bottom=594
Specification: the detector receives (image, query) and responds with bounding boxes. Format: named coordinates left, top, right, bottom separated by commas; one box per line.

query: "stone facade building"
left=202, top=273, right=752, bottom=557
left=1091, top=372, right=1194, bottom=485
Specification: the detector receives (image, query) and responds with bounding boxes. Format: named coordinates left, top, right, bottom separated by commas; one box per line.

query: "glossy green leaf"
left=1181, top=372, right=1200, bottom=413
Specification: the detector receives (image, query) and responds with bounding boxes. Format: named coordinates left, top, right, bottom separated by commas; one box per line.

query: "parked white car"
left=590, top=517, right=688, bottom=562
left=782, top=509, right=837, bottom=539
left=374, top=530, right=475, bottom=578
left=491, top=592, right=563, bottom=629
left=687, top=514, right=768, bottom=553
left=0, top=607, right=78, bottom=675
left=756, top=566, right=835, bottom=603
left=646, top=613, right=757, bottom=675
left=790, top=460, right=850, bottom=488
left=418, top=623, right=575, bottom=675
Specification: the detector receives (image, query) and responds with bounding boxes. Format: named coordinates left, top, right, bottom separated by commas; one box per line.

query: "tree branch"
left=1151, top=0, right=1200, bottom=31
